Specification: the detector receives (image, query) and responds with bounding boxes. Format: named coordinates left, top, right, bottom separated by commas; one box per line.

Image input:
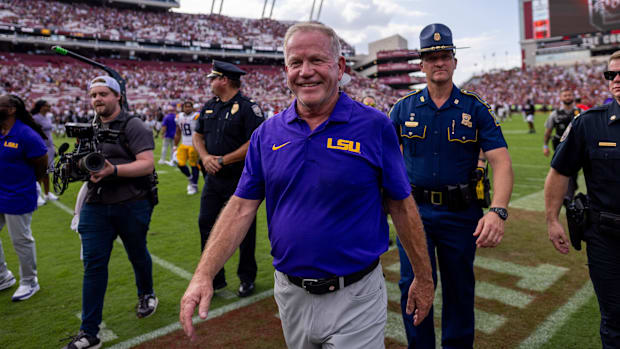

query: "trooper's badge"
left=231, top=103, right=239, bottom=115
left=252, top=104, right=263, bottom=117
left=560, top=123, right=572, bottom=143
left=461, top=113, right=473, bottom=128
left=434, top=32, right=441, bottom=41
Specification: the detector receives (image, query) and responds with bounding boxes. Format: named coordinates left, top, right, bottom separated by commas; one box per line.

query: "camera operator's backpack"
left=118, top=115, right=159, bottom=206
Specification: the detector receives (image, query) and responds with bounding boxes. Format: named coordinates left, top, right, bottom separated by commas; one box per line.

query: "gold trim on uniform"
left=231, top=102, right=239, bottom=115
left=599, top=142, right=617, bottom=147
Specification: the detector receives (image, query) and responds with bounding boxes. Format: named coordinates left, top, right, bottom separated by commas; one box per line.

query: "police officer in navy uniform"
left=193, top=60, right=264, bottom=297
left=545, top=50, right=620, bottom=347
left=390, top=23, right=514, bottom=348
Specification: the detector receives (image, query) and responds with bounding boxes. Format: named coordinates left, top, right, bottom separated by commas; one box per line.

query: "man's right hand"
left=547, top=219, right=570, bottom=254
left=179, top=276, right=214, bottom=340
left=406, top=275, right=434, bottom=326
left=201, top=155, right=222, bottom=175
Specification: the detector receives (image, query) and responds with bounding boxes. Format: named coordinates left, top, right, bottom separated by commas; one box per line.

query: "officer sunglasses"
left=603, top=70, right=620, bottom=81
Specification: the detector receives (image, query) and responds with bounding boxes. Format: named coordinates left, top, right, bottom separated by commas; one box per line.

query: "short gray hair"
left=283, top=22, right=341, bottom=64
left=609, top=50, right=620, bottom=65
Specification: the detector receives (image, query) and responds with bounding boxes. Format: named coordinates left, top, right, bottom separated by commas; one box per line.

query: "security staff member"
left=390, top=23, right=513, bottom=348
left=193, top=60, right=264, bottom=298
left=543, top=88, right=581, bottom=203
left=544, top=50, right=620, bottom=348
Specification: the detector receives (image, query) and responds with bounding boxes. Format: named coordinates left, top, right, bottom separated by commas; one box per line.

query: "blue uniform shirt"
left=390, top=85, right=507, bottom=188
left=235, top=93, right=411, bottom=278
left=0, top=119, right=47, bottom=214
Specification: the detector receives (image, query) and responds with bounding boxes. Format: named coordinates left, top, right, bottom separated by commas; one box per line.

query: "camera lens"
left=80, top=152, right=105, bottom=172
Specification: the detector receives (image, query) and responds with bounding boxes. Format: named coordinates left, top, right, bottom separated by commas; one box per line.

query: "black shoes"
left=136, top=293, right=158, bottom=319
left=61, top=330, right=101, bottom=349
left=238, top=282, right=255, bottom=297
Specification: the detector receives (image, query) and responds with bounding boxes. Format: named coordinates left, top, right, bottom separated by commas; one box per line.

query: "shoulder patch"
left=560, top=123, right=571, bottom=143
left=251, top=104, right=263, bottom=118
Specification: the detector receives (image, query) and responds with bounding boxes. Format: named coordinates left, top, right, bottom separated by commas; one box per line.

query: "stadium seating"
left=463, top=63, right=610, bottom=108
left=0, top=0, right=354, bottom=53
left=0, top=52, right=401, bottom=120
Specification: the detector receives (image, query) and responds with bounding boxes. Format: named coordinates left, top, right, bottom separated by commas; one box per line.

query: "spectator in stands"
left=0, top=94, right=48, bottom=302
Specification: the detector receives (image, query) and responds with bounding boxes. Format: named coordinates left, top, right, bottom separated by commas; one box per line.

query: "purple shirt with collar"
left=235, top=93, right=411, bottom=278
left=0, top=119, right=47, bottom=214
left=162, top=113, right=177, bottom=139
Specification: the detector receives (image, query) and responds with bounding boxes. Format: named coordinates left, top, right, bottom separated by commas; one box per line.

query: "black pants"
left=198, top=174, right=257, bottom=286
left=585, top=224, right=620, bottom=348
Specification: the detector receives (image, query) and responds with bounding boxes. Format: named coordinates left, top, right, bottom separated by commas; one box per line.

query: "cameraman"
left=63, top=76, right=157, bottom=349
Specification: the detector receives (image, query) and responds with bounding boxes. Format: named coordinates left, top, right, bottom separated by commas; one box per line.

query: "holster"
left=565, top=193, right=589, bottom=251
left=470, top=167, right=491, bottom=208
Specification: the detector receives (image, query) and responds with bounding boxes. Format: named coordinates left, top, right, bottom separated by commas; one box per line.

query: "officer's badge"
left=420, top=96, right=425, bottom=102
left=252, top=104, right=263, bottom=118
left=434, top=32, right=441, bottom=41
left=560, top=123, right=571, bottom=143
left=461, top=113, right=473, bottom=128
left=231, top=103, right=239, bottom=115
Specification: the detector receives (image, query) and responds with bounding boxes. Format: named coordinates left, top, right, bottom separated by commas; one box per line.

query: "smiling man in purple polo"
left=180, top=22, right=434, bottom=347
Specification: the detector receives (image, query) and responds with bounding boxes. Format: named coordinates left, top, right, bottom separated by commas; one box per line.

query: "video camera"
left=52, top=122, right=122, bottom=195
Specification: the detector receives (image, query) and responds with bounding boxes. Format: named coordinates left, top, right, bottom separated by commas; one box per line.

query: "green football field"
left=0, top=112, right=601, bottom=348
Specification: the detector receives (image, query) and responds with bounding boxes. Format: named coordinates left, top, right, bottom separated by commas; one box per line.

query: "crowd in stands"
left=463, top=62, right=611, bottom=108
left=0, top=0, right=354, bottom=53
left=0, top=52, right=401, bottom=126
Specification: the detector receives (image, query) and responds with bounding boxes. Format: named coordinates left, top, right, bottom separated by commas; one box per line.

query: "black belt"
left=286, top=259, right=380, bottom=295
left=411, top=184, right=475, bottom=209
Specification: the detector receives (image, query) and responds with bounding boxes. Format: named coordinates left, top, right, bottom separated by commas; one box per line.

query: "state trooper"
left=193, top=60, right=264, bottom=297
left=390, top=23, right=514, bottom=348
left=544, top=50, right=620, bottom=348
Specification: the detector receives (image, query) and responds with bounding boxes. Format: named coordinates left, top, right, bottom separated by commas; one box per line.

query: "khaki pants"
left=274, top=263, right=387, bottom=348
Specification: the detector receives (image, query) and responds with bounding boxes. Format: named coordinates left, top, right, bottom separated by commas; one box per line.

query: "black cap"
left=207, top=60, right=247, bottom=80
left=419, top=23, right=460, bottom=53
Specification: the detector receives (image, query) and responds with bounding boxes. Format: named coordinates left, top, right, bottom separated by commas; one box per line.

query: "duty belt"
left=286, top=259, right=379, bottom=295
left=411, top=184, right=475, bottom=210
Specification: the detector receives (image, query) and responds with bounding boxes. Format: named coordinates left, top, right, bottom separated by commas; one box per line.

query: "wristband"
left=543, top=145, right=549, bottom=149
left=113, top=165, right=118, bottom=177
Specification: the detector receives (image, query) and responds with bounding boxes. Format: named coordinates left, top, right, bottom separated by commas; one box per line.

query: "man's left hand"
left=406, top=276, right=434, bottom=326
left=90, top=159, right=114, bottom=183
left=473, top=211, right=505, bottom=247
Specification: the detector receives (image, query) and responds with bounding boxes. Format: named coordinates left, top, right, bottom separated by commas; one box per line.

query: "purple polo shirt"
left=0, top=119, right=47, bottom=214
left=235, top=93, right=411, bottom=278
left=162, top=113, right=177, bottom=139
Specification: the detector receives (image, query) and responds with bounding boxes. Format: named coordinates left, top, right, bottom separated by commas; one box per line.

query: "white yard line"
left=108, top=289, right=275, bottom=349
left=51, top=200, right=193, bottom=281
left=517, top=281, right=595, bottom=349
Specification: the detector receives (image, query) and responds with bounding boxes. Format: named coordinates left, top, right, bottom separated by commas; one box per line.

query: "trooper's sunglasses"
left=604, top=70, right=620, bottom=81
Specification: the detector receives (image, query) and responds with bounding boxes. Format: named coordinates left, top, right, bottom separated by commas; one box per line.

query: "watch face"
left=491, top=208, right=508, bottom=220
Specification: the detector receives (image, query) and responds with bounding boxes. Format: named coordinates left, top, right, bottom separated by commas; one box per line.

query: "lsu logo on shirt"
left=3, top=141, right=18, bottom=149
left=326, top=138, right=360, bottom=154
